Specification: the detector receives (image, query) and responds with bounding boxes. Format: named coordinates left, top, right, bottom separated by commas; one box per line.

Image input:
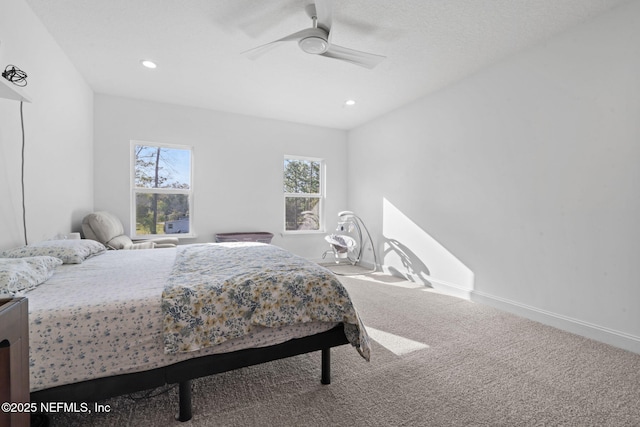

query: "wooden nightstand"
left=0, top=297, right=30, bottom=427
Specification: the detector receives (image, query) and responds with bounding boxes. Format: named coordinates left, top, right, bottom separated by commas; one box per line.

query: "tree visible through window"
left=132, top=142, right=192, bottom=237
left=284, top=156, right=323, bottom=231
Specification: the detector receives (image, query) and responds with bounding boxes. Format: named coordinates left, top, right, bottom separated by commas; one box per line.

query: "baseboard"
left=379, top=266, right=474, bottom=300
left=325, top=262, right=640, bottom=355
left=471, top=289, right=640, bottom=355
left=415, top=274, right=473, bottom=300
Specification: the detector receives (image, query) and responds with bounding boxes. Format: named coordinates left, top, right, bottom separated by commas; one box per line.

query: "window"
left=284, top=156, right=324, bottom=232
left=131, top=141, right=193, bottom=238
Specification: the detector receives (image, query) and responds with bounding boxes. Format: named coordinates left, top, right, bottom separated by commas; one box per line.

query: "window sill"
left=281, top=230, right=326, bottom=237
left=133, top=233, right=197, bottom=240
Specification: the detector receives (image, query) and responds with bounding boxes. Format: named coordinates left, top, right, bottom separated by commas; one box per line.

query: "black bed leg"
left=321, top=348, right=331, bottom=384
left=176, top=380, right=193, bottom=422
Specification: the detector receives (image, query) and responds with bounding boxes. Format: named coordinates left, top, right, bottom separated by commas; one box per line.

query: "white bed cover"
left=27, top=248, right=336, bottom=392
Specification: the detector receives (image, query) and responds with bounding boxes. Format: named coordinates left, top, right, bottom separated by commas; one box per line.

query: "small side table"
left=214, top=232, right=274, bottom=244
left=0, top=297, right=30, bottom=427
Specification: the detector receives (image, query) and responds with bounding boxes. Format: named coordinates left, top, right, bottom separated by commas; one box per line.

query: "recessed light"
left=141, top=60, right=157, bottom=69
left=344, top=99, right=356, bottom=106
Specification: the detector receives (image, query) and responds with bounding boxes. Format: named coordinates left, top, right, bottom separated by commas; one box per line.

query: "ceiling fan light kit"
left=242, top=0, right=385, bottom=69
left=299, top=35, right=328, bottom=55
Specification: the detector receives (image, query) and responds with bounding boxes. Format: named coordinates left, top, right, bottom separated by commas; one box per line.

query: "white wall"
left=348, top=1, right=640, bottom=352
left=0, top=0, right=94, bottom=250
left=94, top=94, right=348, bottom=259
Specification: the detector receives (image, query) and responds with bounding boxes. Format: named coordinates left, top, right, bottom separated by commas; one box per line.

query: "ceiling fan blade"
left=320, top=44, right=386, bottom=69
left=314, top=0, right=333, bottom=32
left=241, top=29, right=310, bottom=60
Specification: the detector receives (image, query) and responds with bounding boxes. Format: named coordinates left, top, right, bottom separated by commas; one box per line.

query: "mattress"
left=27, top=248, right=337, bottom=392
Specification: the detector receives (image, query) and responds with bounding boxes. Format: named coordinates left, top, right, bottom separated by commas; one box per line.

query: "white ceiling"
left=26, top=0, right=631, bottom=130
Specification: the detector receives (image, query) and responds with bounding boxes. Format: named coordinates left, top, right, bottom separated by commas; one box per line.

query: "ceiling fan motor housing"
left=298, top=28, right=329, bottom=54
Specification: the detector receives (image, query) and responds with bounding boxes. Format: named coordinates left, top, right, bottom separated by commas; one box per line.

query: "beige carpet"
left=47, top=274, right=640, bottom=426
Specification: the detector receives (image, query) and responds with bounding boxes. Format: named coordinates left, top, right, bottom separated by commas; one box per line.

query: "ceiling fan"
left=241, top=0, right=386, bottom=69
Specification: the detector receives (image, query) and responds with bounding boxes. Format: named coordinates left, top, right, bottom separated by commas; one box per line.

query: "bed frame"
left=30, top=324, right=349, bottom=422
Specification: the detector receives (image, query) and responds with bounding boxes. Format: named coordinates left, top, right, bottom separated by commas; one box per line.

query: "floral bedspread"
left=161, top=243, right=370, bottom=360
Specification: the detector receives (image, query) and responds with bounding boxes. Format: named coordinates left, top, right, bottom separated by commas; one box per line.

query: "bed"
left=0, top=240, right=370, bottom=422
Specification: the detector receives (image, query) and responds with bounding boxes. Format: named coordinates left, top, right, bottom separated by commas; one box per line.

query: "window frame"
left=283, top=155, right=325, bottom=234
left=130, top=140, right=195, bottom=239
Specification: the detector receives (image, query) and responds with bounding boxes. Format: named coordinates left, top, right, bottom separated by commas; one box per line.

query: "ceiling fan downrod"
left=298, top=14, right=329, bottom=54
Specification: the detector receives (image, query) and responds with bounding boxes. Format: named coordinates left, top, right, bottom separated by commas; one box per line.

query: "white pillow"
left=0, top=256, right=63, bottom=296
left=0, top=239, right=106, bottom=264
